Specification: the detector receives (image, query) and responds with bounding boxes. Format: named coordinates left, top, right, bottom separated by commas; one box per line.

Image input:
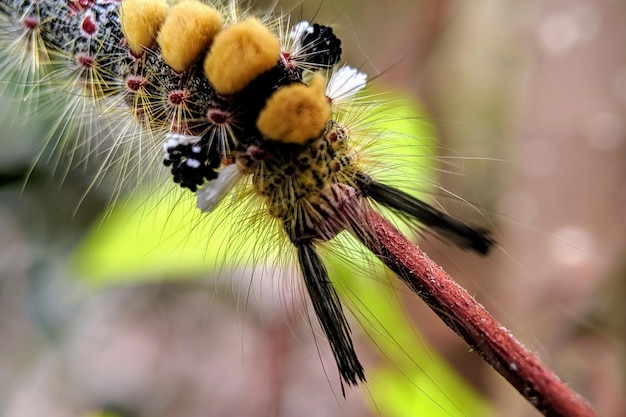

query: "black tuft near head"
left=300, top=24, right=342, bottom=67
left=163, top=137, right=220, bottom=192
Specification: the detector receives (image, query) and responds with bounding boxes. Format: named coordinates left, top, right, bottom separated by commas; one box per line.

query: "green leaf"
left=73, top=191, right=262, bottom=286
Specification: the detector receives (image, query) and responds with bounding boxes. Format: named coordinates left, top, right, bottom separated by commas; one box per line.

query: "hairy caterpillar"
left=0, top=0, right=496, bottom=391
left=1, top=1, right=622, bottom=416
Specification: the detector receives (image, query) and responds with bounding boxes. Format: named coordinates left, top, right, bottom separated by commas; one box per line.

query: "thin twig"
left=357, top=209, right=597, bottom=417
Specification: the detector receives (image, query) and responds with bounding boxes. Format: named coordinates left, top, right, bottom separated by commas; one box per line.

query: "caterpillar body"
left=0, top=0, right=494, bottom=393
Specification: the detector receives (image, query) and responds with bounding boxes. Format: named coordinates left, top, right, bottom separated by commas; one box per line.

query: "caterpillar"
left=0, top=0, right=494, bottom=399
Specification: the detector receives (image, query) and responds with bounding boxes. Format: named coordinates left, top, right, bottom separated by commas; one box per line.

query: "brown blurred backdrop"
left=0, top=0, right=624, bottom=416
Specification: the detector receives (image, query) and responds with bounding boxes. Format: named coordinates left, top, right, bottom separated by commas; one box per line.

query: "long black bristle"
left=296, top=241, right=366, bottom=392
left=356, top=174, right=495, bottom=255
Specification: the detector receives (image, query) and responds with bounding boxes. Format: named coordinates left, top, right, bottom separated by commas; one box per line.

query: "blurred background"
left=1, top=0, right=624, bottom=416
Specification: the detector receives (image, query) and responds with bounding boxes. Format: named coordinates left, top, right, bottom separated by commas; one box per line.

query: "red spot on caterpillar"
left=281, top=52, right=295, bottom=70
left=81, top=15, right=97, bottom=35
left=126, top=75, right=145, bottom=92
left=77, top=53, right=94, bottom=67
left=69, top=0, right=95, bottom=13
left=169, top=89, right=189, bottom=106
left=22, top=16, right=38, bottom=30
left=207, top=108, right=232, bottom=125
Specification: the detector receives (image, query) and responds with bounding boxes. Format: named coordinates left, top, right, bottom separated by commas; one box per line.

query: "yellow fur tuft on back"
left=157, top=0, right=223, bottom=73
left=204, top=17, right=280, bottom=95
left=257, top=74, right=331, bottom=144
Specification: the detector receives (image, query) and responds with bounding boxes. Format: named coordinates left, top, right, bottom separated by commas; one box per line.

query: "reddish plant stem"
left=358, top=210, right=597, bottom=417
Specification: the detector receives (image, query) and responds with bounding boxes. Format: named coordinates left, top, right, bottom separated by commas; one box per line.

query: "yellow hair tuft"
left=257, top=74, right=331, bottom=145
left=120, top=0, right=169, bottom=57
left=204, top=17, right=280, bottom=95
left=157, top=1, right=223, bottom=73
